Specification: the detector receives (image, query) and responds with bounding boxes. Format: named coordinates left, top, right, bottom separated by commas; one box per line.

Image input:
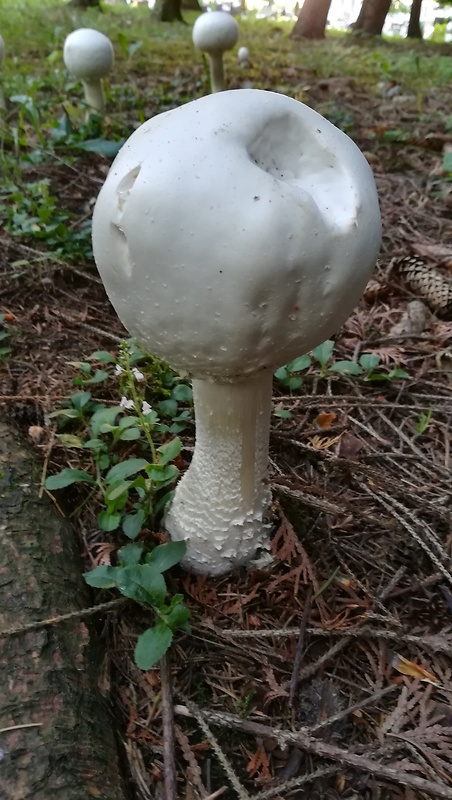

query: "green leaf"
left=48, top=408, right=80, bottom=420
left=105, top=458, right=149, bottom=483
left=84, top=369, right=109, bottom=384
left=119, top=416, right=139, bottom=430
left=134, top=623, right=173, bottom=670
left=90, top=406, right=122, bottom=438
left=273, top=408, right=292, bottom=419
left=118, top=543, right=144, bottom=567
left=443, top=151, right=452, bottom=173
left=147, top=464, right=178, bottom=483
left=153, top=489, right=174, bottom=517
left=116, top=564, right=167, bottom=604
left=98, top=510, right=122, bottom=531
left=158, top=398, right=178, bottom=417
left=311, top=340, right=334, bottom=367
left=364, top=373, right=389, bottom=382
left=120, top=427, right=142, bottom=441
left=70, top=391, right=92, bottom=410
left=287, top=354, right=311, bottom=372
left=388, top=368, right=409, bottom=379
left=359, top=353, right=381, bottom=372
left=89, top=350, right=116, bottom=363
left=128, top=40, right=143, bottom=58
left=329, top=361, right=363, bottom=376
left=74, top=138, right=125, bottom=158
left=165, top=602, right=191, bottom=630
left=122, top=509, right=146, bottom=540
left=286, top=375, right=303, bottom=390
left=84, top=438, right=105, bottom=451
left=105, top=480, right=131, bottom=502
left=98, top=453, right=110, bottom=471
left=171, top=384, right=192, bottom=402
left=117, top=30, right=128, bottom=57
left=83, top=565, right=118, bottom=589
left=158, top=437, right=182, bottom=465
left=55, top=434, right=85, bottom=448
left=146, top=540, right=186, bottom=573
left=45, top=468, right=96, bottom=489
left=274, top=366, right=288, bottom=380
left=167, top=421, right=187, bottom=434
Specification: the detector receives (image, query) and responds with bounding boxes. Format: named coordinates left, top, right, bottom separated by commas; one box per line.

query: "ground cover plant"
left=1, top=1, right=452, bottom=798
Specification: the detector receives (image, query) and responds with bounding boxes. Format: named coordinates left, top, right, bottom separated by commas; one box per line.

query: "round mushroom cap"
left=92, top=89, right=381, bottom=381
left=63, top=28, right=113, bottom=81
left=192, top=11, right=239, bottom=54
left=238, top=46, right=249, bottom=60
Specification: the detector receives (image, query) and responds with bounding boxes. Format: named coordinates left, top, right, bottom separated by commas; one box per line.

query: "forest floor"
left=1, top=3, right=452, bottom=799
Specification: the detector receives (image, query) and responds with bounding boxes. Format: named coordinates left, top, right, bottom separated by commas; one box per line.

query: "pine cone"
left=391, top=256, right=452, bottom=319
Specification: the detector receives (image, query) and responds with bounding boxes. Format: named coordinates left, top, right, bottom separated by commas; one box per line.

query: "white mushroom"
left=237, top=45, right=250, bottom=68
left=192, top=11, right=239, bottom=93
left=92, top=89, right=381, bottom=576
left=63, top=28, right=113, bottom=115
left=0, top=34, right=5, bottom=111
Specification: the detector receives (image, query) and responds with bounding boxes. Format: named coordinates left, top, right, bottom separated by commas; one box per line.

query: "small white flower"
left=120, top=395, right=134, bottom=410
left=142, top=401, right=152, bottom=415
left=132, top=368, right=145, bottom=381
left=114, top=365, right=124, bottom=376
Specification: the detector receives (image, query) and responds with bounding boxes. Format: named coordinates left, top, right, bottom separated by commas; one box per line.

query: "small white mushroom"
left=92, top=89, right=381, bottom=576
left=192, top=11, right=239, bottom=93
left=63, top=28, right=113, bottom=115
left=0, top=34, right=5, bottom=111
left=237, top=45, right=250, bottom=68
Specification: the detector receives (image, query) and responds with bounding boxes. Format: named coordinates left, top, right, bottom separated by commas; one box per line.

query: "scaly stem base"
left=165, top=371, right=273, bottom=576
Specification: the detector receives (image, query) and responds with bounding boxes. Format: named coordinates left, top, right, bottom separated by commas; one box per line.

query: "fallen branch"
left=289, top=585, right=312, bottom=707
left=206, top=626, right=452, bottom=655
left=175, top=703, right=452, bottom=799
left=160, top=653, right=177, bottom=800
left=187, top=701, right=252, bottom=800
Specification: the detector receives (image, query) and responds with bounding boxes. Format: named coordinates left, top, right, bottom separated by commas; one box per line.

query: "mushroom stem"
left=207, top=53, right=225, bottom=93
left=82, top=79, right=105, bottom=115
left=165, top=370, right=274, bottom=575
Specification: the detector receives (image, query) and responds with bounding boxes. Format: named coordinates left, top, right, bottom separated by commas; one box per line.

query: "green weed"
left=84, top=540, right=190, bottom=670
left=274, top=340, right=409, bottom=417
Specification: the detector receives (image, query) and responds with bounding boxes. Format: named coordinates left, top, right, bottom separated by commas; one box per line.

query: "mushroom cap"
left=238, top=46, right=249, bottom=60
left=192, top=11, right=239, bottom=54
left=92, top=89, right=381, bottom=380
left=63, top=28, right=113, bottom=81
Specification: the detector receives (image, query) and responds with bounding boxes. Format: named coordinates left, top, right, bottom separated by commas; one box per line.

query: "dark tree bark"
left=151, top=0, right=184, bottom=22
left=181, top=0, right=202, bottom=9
left=407, top=0, right=423, bottom=38
left=0, top=419, right=129, bottom=800
left=68, top=0, right=101, bottom=7
left=291, top=0, right=332, bottom=39
left=351, top=0, right=391, bottom=35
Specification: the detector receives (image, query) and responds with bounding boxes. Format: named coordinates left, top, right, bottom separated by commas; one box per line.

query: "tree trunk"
left=291, top=0, right=332, bottom=39
left=351, top=0, right=391, bottom=35
left=151, top=0, right=184, bottom=22
left=68, top=0, right=101, bottom=7
left=407, top=0, right=423, bottom=38
left=0, top=419, right=129, bottom=800
left=181, top=0, right=202, bottom=9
